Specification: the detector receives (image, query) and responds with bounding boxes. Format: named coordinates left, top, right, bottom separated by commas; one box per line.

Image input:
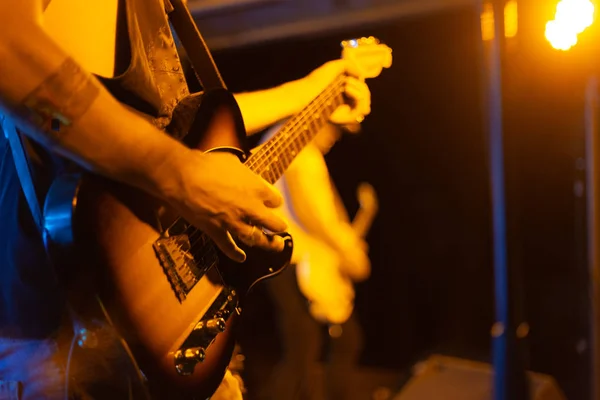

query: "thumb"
left=206, top=226, right=246, bottom=263
left=261, top=182, right=284, bottom=208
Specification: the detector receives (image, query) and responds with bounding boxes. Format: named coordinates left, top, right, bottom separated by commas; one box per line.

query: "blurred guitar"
left=297, top=182, right=379, bottom=326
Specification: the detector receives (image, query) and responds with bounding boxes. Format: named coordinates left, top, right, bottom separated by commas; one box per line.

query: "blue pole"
left=484, top=1, right=529, bottom=399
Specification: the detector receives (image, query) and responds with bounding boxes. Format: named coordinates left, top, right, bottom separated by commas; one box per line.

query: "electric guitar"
left=42, top=37, right=392, bottom=398
left=297, top=182, right=379, bottom=326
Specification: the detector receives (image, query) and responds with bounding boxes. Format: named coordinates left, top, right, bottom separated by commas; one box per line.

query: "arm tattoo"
left=21, top=57, right=100, bottom=134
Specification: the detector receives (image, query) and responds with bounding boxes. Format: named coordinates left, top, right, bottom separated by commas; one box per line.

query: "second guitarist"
left=258, top=121, right=373, bottom=400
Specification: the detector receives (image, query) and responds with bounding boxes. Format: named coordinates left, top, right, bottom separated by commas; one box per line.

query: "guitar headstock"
left=341, top=36, right=393, bottom=79
left=356, top=182, right=379, bottom=216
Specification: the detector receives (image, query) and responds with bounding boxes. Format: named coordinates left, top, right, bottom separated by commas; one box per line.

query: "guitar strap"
left=165, top=0, right=227, bottom=91
left=2, top=117, right=45, bottom=236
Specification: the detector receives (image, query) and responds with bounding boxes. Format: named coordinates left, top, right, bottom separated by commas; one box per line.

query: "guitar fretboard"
left=244, top=73, right=346, bottom=183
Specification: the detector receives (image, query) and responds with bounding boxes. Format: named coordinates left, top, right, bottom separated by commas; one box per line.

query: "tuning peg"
left=340, top=36, right=381, bottom=48
left=360, top=36, right=380, bottom=45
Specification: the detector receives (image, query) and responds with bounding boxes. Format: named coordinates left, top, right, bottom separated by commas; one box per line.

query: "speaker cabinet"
left=393, top=355, right=566, bottom=400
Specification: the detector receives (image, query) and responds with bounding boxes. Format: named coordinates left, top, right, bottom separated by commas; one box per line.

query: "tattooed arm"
left=0, top=0, right=286, bottom=261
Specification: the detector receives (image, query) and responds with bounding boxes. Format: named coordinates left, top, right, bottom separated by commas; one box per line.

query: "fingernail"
left=274, top=236, right=285, bottom=251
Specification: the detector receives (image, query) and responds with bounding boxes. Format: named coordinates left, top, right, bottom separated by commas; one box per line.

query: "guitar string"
left=247, top=89, right=345, bottom=182
left=245, top=74, right=346, bottom=178
left=179, top=74, right=346, bottom=257
left=246, top=73, right=345, bottom=169
left=246, top=74, right=345, bottom=173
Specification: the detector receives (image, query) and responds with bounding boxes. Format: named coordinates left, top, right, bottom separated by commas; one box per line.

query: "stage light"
left=504, top=0, right=519, bottom=37
left=545, top=0, right=595, bottom=51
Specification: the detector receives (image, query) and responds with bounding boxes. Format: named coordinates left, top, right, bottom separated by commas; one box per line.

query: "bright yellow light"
left=545, top=20, right=579, bottom=50
left=545, top=0, right=595, bottom=51
left=504, top=0, right=519, bottom=38
left=556, top=0, right=595, bottom=32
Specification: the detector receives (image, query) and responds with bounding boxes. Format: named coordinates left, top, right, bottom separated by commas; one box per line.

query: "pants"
left=0, top=321, right=148, bottom=400
left=264, top=265, right=363, bottom=400
left=0, top=338, right=64, bottom=400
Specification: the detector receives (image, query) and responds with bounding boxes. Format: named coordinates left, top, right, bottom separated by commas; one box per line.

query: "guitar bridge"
left=153, top=219, right=218, bottom=302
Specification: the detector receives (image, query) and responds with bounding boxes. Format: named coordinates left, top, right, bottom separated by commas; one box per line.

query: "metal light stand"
left=482, top=1, right=530, bottom=399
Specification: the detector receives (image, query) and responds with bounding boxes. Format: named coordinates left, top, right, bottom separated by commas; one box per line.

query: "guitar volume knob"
left=193, top=317, right=226, bottom=335
left=174, top=346, right=206, bottom=376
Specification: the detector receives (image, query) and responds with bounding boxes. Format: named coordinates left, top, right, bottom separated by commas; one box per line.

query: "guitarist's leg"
left=54, top=316, right=150, bottom=400
left=325, top=312, right=364, bottom=400
left=264, top=265, right=323, bottom=400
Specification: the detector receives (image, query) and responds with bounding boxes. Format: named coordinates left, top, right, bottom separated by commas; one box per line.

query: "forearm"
left=0, top=23, right=190, bottom=202
left=234, top=79, right=309, bottom=135
left=234, top=60, right=347, bottom=135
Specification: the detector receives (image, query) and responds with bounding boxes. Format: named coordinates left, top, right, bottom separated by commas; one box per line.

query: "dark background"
left=206, top=4, right=596, bottom=399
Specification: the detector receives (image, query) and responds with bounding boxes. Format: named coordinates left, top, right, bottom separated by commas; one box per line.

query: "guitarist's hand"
left=307, top=60, right=372, bottom=127
left=166, top=150, right=287, bottom=263
left=329, top=76, right=371, bottom=127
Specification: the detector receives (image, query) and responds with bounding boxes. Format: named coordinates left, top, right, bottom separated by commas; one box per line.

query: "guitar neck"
left=351, top=208, right=375, bottom=239
left=351, top=183, right=378, bottom=239
left=244, top=74, right=346, bottom=183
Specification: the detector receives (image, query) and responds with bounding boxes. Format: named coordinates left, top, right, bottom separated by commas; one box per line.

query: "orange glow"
left=504, top=0, right=519, bottom=38
left=481, top=3, right=495, bottom=41
left=481, top=0, right=519, bottom=40
left=545, top=0, right=595, bottom=51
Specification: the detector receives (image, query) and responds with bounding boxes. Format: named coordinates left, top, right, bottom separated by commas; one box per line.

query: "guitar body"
left=297, top=182, right=378, bottom=325
left=43, top=89, right=293, bottom=399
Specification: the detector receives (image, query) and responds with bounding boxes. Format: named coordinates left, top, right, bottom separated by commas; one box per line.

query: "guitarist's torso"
left=44, top=0, right=191, bottom=128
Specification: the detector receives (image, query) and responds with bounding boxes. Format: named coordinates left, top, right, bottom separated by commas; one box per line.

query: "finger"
left=346, top=76, right=367, bottom=89
left=256, top=232, right=286, bottom=252
left=245, top=207, right=288, bottom=233
left=236, top=224, right=259, bottom=247
left=333, top=104, right=353, bottom=117
left=345, top=77, right=369, bottom=97
left=344, top=82, right=371, bottom=116
left=205, top=224, right=246, bottom=263
left=344, top=86, right=370, bottom=117
left=236, top=223, right=286, bottom=252
left=258, top=181, right=284, bottom=208
left=329, top=104, right=363, bottom=127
